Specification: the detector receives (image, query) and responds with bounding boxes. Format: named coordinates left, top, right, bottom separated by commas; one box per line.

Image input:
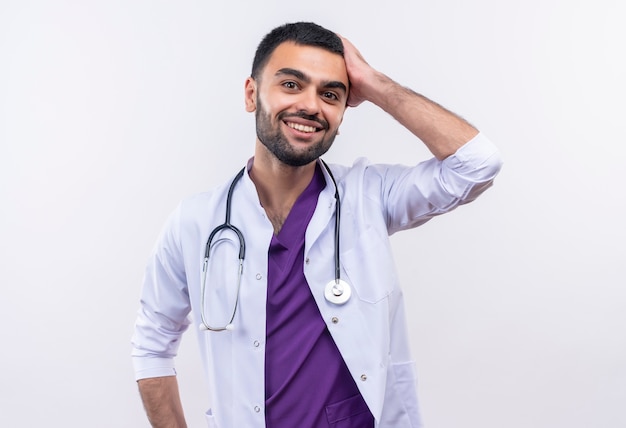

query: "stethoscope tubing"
left=200, top=167, right=246, bottom=332
left=320, top=159, right=342, bottom=285
left=199, top=161, right=348, bottom=332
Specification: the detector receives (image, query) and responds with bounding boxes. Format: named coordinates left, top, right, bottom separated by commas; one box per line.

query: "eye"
left=322, top=91, right=339, bottom=101
left=282, top=81, right=298, bottom=90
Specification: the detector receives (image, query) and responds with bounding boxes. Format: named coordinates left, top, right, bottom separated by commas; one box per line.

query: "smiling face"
left=245, top=42, right=349, bottom=167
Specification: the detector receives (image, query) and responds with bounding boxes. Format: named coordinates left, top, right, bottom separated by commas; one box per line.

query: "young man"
left=132, top=22, right=502, bottom=427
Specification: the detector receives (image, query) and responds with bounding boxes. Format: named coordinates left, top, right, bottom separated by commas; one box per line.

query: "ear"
left=244, top=77, right=257, bottom=112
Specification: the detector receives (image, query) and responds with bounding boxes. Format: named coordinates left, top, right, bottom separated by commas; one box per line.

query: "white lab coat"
left=132, top=133, right=503, bottom=427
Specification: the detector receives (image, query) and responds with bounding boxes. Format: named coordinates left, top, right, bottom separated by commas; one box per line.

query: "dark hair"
left=251, top=22, right=344, bottom=79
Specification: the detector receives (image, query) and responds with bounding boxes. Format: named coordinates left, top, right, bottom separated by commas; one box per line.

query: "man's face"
left=245, top=42, right=349, bottom=167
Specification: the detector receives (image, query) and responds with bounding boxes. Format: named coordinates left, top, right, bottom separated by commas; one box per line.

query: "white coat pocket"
left=341, top=227, right=397, bottom=303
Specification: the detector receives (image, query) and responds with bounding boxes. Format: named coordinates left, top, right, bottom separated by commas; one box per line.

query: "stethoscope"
left=199, top=161, right=351, bottom=332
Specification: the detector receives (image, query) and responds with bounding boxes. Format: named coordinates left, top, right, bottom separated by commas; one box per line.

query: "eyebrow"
left=276, top=67, right=347, bottom=94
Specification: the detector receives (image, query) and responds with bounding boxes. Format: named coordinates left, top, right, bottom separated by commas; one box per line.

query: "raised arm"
left=138, top=376, right=187, bottom=428
left=341, top=36, right=478, bottom=160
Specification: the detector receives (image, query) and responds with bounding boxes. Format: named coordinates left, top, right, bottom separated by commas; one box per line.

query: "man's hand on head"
left=339, top=36, right=380, bottom=108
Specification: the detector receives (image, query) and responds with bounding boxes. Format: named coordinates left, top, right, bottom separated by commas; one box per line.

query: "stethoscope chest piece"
left=324, top=279, right=352, bottom=305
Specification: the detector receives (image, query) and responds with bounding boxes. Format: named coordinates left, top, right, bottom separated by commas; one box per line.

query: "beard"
left=255, top=99, right=338, bottom=167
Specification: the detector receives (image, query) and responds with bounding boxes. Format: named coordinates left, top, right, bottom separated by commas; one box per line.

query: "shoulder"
left=177, top=172, right=240, bottom=221
left=326, top=157, right=415, bottom=191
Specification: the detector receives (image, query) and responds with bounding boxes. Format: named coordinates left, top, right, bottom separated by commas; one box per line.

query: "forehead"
left=262, top=42, right=348, bottom=86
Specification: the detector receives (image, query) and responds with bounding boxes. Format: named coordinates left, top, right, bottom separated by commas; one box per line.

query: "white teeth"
left=287, top=122, right=317, bottom=133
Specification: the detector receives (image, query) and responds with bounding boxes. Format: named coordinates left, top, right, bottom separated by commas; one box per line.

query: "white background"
left=1, top=1, right=625, bottom=427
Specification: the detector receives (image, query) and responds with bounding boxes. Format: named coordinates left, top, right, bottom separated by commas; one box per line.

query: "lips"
left=285, top=121, right=319, bottom=133
left=279, top=112, right=328, bottom=134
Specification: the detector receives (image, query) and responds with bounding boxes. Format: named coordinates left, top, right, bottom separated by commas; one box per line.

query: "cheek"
left=260, top=89, right=292, bottom=111
left=324, top=108, right=345, bottom=129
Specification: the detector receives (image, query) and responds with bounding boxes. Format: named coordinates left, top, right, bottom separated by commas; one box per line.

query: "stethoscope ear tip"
left=199, top=323, right=234, bottom=332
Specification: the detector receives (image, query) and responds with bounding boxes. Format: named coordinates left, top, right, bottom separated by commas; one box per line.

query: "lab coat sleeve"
left=380, top=132, right=503, bottom=234
left=131, top=203, right=192, bottom=380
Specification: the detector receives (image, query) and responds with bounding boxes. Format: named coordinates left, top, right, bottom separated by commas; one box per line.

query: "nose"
left=294, top=87, right=321, bottom=115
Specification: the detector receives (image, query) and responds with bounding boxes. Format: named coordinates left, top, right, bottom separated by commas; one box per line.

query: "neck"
left=249, top=144, right=317, bottom=234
